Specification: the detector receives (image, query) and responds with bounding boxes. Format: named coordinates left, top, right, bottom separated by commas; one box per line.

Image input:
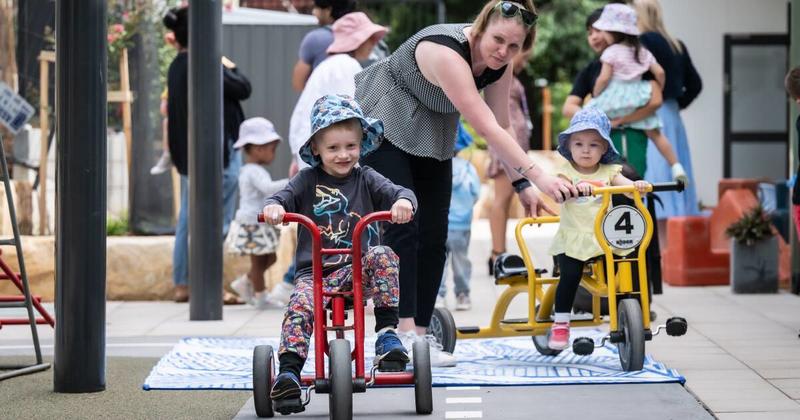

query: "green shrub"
left=725, top=205, right=773, bottom=246
left=107, top=213, right=129, bottom=236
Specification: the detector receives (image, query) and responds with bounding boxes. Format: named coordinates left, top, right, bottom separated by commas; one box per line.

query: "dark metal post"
left=53, top=0, right=107, bottom=392
left=189, top=0, right=223, bottom=320
left=437, top=0, right=446, bottom=24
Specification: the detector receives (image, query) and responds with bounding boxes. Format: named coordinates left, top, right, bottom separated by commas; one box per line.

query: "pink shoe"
left=547, top=322, right=570, bottom=350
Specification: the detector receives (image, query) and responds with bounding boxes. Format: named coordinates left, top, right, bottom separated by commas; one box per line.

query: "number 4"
left=615, top=211, right=633, bottom=234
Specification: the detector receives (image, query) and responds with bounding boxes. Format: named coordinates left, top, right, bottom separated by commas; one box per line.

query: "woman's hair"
left=314, top=0, right=358, bottom=20
left=633, top=0, right=682, bottom=53
left=585, top=7, right=604, bottom=30
left=163, top=6, right=188, bottom=47
left=472, top=0, right=537, bottom=52
left=785, top=67, right=800, bottom=100
left=609, top=31, right=643, bottom=64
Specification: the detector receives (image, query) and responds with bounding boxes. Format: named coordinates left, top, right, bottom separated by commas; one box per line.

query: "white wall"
left=659, top=0, right=787, bottom=206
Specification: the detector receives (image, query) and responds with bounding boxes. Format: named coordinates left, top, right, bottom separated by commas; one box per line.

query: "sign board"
left=601, top=205, right=646, bottom=250
left=0, top=82, right=35, bottom=134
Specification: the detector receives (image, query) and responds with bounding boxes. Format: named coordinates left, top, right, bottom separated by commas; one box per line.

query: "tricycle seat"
left=493, top=253, right=546, bottom=285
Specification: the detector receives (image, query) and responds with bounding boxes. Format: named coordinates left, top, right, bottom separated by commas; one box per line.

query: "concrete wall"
left=659, top=0, right=787, bottom=206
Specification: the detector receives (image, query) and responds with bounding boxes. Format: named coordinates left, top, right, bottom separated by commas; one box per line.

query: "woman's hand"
left=532, top=172, right=578, bottom=204
left=633, top=180, right=650, bottom=194
left=518, top=186, right=555, bottom=217
left=390, top=199, right=414, bottom=224
left=262, top=204, right=286, bottom=225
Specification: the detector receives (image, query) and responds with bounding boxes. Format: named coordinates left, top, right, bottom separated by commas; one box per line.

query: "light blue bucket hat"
left=557, top=106, right=620, bottom=164
left=299, top=94, right=383, bottom=168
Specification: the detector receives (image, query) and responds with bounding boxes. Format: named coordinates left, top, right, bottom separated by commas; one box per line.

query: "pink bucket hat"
left=326, top=12, right=388, bottom=54
left=593, top=3, right=640, bottom=36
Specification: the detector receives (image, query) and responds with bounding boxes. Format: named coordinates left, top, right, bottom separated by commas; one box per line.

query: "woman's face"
left=313, top=6, right=333, bottom=25
left=479, top=17, right=527, bottom=70
left=586, top=27, right=608, bottom=53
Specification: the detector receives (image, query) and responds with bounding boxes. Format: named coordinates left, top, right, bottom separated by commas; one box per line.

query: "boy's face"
left=569, top=129, right=608, bottom=169
left=311, top=122, right=361, bottom=178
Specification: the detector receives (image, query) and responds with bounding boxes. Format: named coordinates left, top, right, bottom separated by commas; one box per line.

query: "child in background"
left=437, top=124, right=480, bottom=311
left=547, top=107, right=649, bottom=351
left=785, top=67, right=800, bottom=237
left=588, top=3, right=687, bottom=185
left=226, top=118, right=289, bottom=308
left=262, top=94, right=416, bottom=414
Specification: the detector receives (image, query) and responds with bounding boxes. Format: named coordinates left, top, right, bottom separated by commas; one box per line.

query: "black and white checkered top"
left=355, top=23, right=504, bottom=162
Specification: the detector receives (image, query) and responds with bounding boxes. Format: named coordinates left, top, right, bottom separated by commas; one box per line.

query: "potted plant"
left=725, top=205, right=778, bottom=293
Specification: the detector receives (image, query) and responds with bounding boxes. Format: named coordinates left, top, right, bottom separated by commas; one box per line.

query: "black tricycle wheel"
left=531, top=304, right=562, bottom=356
left=329, top=339, right=353, bottom=420
left=253, top=345, right=275, bottom=418
left=617, top=299, right=645, bottom=371
left=412, top=340, right=433, bottom=414
left=428, top=307, right=457, bottom=354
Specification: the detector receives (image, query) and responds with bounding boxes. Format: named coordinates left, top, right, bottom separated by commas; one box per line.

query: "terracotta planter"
left=730, top=237, right=778, bottom=293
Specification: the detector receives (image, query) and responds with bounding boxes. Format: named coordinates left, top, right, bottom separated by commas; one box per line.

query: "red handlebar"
left=257, top=211, right=393, bottom=235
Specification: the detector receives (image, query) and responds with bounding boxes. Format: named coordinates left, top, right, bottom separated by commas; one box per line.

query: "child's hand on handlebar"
left=576, top=181, right=594, bottom=197
left=390, top=198, right=414, bottom=224
left=262, top=204, right=286, bottom=225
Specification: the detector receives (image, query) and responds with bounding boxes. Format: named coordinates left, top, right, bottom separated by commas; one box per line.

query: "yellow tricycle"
left=428, top=182, right=688, bottom=371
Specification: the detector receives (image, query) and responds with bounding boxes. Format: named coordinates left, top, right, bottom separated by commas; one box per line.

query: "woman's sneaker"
left=270, top=371, right=304, bottom=415
left=267, top=281, right=294, bottom=307
left=455, top=293, right=471, bottom=311
left=400, top=331, right=458, bottom=368
left=230, top=275, right=254, bottom=303
left=374, top=330, right=409, bottom=371
left=547, top=322, right=570, bottom=350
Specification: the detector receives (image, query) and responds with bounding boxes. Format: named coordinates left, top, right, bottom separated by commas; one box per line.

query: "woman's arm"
left=592, top=62, right=613, bottom=97
left=649, top=61, right=666, bottom=90
left=610, top=80, right=663, bottom=128
left=562, top=95, right=584, bottom=120
left=292, top=60, right=312, bottom=92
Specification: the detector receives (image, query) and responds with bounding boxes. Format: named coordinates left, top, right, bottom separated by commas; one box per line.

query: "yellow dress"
left=548, top=162, right=625, bottom=261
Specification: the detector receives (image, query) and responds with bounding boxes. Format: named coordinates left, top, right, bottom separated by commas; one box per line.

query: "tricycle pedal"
left=375, top=359, right=407, bottom=372
left=665, top=317, right=688, bottom=336
left=572, top=337, right=595, bottom=355
left=273, top=397, right=305, bottom=415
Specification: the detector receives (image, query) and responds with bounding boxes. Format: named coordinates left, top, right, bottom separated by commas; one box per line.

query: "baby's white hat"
left=233, top=117, right=281, bottom=149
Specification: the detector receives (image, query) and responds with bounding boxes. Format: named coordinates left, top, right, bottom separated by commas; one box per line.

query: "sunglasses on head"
left=495, top=1, right=538, bottom=27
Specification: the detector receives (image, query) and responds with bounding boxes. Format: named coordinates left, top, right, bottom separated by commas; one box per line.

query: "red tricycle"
left=252, top=211, right=433, bottom=419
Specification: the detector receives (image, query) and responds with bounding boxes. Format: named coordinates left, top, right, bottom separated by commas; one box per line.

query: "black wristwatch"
left=511, top=178, right=532, bottom=193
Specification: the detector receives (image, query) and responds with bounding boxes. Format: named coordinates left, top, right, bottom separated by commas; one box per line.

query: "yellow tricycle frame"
left=456, top=184, right=655, bottom=340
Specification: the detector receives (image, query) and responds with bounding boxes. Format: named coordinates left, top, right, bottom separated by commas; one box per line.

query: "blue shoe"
left=374, top=330, right=410, bottom=371
left=270, top=372, right=304, bottom=414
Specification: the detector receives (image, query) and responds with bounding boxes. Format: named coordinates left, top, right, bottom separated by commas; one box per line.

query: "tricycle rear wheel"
left=428, top=307, right=457, bottom=354
left=252, top=345, right=275, bottom=418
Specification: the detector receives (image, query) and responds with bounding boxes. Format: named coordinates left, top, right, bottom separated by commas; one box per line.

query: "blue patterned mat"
left=143, top=329, right=684, bottom=390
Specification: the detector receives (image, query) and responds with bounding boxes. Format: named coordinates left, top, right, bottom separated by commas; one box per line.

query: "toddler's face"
left=599, top=30, right=615, bottom=46
left=312, top=122, right=362, bottom=178
left=587, top=27, right=608, bottom=53
left=253, top=142, right=278, bottom=165
left=569, top=130, right=608, bottom=170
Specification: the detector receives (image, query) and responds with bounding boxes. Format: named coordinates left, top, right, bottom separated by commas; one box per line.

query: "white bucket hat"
left=593, top=3, right=640, bottom=36
left=233, top=117, right=282, bottom=149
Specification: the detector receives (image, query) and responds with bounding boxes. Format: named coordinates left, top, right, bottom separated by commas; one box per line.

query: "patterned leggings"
left=279, top=246, right=400, bottom=359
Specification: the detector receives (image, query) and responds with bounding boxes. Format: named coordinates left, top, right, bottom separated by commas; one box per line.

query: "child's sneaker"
left=455, top=293, right=471, bottom=311
left=374, top=330, right=410, bottom=372
left=230, top=275, right=253, bottom=303
left=270, top=371, right=304, bottom=415
left=267, top=281, right=294, bottom=307
left=150, top=152, right=172, bottom=175
left=547, top=322, right=570, bottom=350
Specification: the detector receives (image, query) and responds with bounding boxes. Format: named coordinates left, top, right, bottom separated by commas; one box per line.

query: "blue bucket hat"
left=298, top=94, right=383, bottom=168
left=557, top=106, right=620, bottom=164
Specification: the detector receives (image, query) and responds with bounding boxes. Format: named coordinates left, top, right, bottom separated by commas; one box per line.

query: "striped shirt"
left=600, top=43, right=657, bottom=81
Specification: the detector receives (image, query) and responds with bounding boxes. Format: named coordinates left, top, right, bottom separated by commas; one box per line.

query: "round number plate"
left=601, top=205, right=645, bottom=250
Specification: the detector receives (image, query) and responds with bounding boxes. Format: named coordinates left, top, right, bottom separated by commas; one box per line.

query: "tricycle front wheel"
left=329, top=339, right=353, bottom=420
left=252, top=345, right=275, bottom=418
left=617, top=299, right=645, bottom=371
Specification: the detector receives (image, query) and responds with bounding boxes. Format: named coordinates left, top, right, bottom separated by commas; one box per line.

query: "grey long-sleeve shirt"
left=264, top=165, right=417, bottom=279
